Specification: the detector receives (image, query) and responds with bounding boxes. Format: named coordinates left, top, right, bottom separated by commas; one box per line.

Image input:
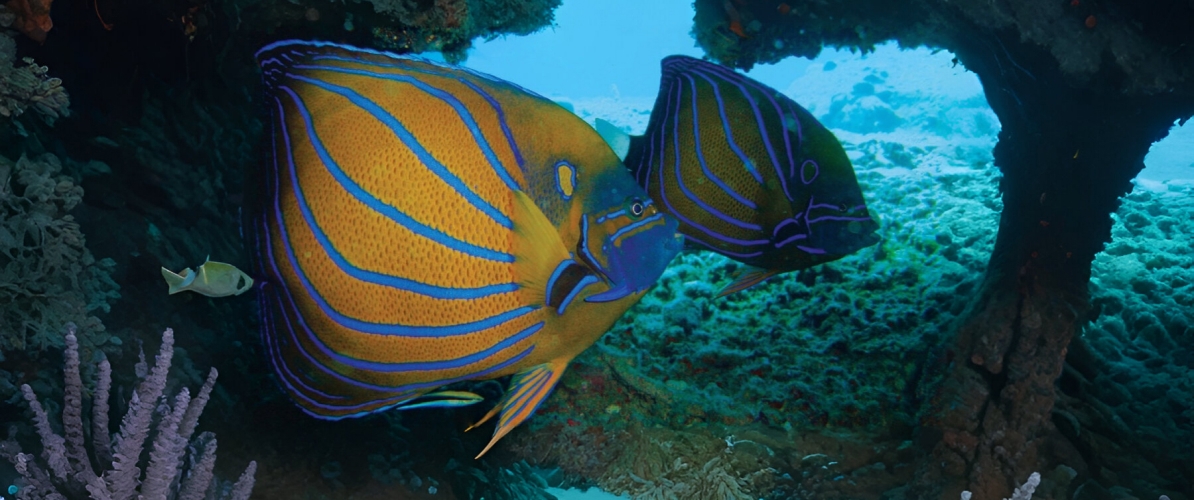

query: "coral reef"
left=2, top=325, right=256, bottom=500
left=0, top=153, right=119, bottom=401
left=1055, top=183, right=1194, bottom=498
left=365, top=0, right=562, bottom=60
left=688, top=1, right=1194, bottom=497
left=0, top=32, right=68, bottom=127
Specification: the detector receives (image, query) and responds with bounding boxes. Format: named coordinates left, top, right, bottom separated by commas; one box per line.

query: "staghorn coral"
left=0, top=153, right=119, bottom=388
left=0, top=31, right=68, bottom=125
left=1, top=326, right=256, bottom=500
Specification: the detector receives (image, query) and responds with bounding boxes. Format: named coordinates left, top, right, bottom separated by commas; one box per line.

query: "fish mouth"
left=584, top=214, right=681, bottom=303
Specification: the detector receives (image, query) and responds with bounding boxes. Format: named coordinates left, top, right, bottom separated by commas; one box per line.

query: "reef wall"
left=691, top=0, right=1194, bottom=497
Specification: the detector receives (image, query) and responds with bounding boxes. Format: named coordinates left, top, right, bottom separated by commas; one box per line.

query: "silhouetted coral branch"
left=2, top=326, right=256, bottom=500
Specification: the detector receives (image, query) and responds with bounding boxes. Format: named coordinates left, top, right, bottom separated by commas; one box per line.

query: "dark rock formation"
left=692, top=0, right=1194, bottom=498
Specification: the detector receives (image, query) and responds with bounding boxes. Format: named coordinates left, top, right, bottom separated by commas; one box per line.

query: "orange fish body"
left=251, top=40, right=680, bottom=457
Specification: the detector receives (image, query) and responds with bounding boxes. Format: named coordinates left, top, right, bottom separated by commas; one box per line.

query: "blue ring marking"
left=554, top=160, right=576, bottom=201
left=797, top=245, right=827, bottom=255
left=801, top=160, right=819, bottom=185
left=274, top=93, right=538, bottom=337
left=556, top=275, right=599, bottom=315
left=675, top=74, right=761, bottom=230
left=277, top=86, right=513, bottom=263
left=293, top=64, right=523, bottom=195
left=284, top=74, right=512, bottom=230
left=544, top=258, right=575, bottom=305
left=657, top=81, right=770, bottom=248
left=682, top=71, right=764, bottom=188
left=274, top=96, right=516, bottom=300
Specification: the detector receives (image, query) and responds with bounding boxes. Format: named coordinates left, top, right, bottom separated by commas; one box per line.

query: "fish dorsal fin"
left=717, top=265, right=780, bottom=297
left=594, top=118, right=631, bottom=161
left=510, top=190, right=571, bottom=308
left=467, top=357, right=571, bottom=458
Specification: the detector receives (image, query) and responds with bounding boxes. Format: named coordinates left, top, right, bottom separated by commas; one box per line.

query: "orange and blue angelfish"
left=249, top=40, right=681, bottom=458
left=601, top=55, right=879, bottom=296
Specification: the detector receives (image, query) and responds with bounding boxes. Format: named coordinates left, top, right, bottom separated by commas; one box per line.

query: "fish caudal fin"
left=510, top=190, right=571, bottom=307
left=469, top=357, right=570, bottom=458
left=594, top=118, right=631, bottom=161
left=161, top=267, right=195, bottom=294
left=717, top=265, right=780, bottom=297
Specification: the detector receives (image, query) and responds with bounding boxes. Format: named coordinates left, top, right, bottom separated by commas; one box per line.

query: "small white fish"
left=161, top=257, right=253, bottom=297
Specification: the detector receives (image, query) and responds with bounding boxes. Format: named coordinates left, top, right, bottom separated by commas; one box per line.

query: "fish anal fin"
left=717, top=265, right=780, bottom=298
left=473, top=357, right=570, bottom=459
left=395, top=390, right=484, bottom=410
left=510, top=190, right=571, bottom=308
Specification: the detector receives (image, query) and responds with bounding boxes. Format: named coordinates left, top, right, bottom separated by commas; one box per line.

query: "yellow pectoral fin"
left=509, top=190, right=571, bottom=307
left=472, top=357, right=571, bottom=459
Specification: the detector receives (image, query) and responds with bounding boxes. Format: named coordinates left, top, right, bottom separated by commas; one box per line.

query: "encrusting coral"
left=0, top=31, right=69, bottom=125
left=0, top=153, right=120, bottom=403
left=1, top=325, right=256, bottom=500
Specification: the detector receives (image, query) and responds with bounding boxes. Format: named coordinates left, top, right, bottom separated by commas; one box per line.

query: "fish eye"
left=629, top=199, right=645, bottom=218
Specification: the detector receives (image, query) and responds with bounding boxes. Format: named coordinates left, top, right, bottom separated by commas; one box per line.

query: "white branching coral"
left=1, top=325, right=256, bottom=500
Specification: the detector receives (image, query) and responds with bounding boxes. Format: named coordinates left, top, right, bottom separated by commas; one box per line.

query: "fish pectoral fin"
left=594, top=118, right=631, bottom=161
left=397, top=390, right=484, bottom=410
left=472, top=358, right=570, bottom=459
left=718, top=265, right=780, bottom=298
left=510, top=189, right=572, bottom=308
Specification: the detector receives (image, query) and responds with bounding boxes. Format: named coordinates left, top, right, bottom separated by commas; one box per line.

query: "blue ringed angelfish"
left=600, top=55, right=879, bottom=296
left=249, top=40, right=681, bottom=458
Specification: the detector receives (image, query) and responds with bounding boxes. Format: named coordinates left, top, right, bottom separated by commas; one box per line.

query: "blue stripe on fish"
left=264, top=259, right=539, bottom=403
left=274, top=100, right=518, bottom=301
left=575, top=217, right=610, bottom=279
left=609, top=212, right=666, bottom=244
left=284, top=74, right=512, bottom=227
left=293, top=64, right=522, bottom=196
left=679, top=74, right=761, bottom=229
left=682, top=72, right=765, bottom=187
left=309, top=54, right=530, bottom=173
left=681, top=74, right=759, bottom=211
left=277, top=87, right=514, bottom=263
left=544, top=258, right=574, bottom=304
left=689, top=61, right=803, bottom=201
left=657, top=80, right=770, bottom=248
left=556, top=275, right=598, bottom=315
left=275, top=92, right=541, bottom=338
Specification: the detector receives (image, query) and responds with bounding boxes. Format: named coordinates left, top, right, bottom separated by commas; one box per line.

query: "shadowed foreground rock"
left=692, top=0, right=1194, bottom=497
